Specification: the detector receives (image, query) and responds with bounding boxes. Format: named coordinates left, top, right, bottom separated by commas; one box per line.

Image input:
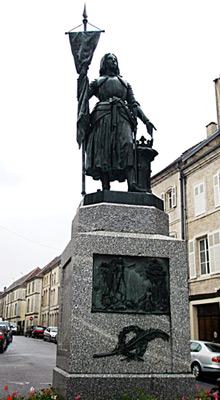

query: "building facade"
left=41, top=256, right=61, bottom=328
left=151, top=77, right=220, bottom=342
left=25, top=273, right=43, bottom=329
left=0, top=256, right=61, bottom=333
left=0, top=268, right=41, bottom=333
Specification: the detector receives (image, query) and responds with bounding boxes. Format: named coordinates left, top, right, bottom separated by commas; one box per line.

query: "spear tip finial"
left=83, top=3, right=88, bottom=19
left=82, top=3, right=88, bottom=31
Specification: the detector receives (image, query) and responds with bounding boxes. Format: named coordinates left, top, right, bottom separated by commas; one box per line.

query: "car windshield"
left=51, top=328, right=57, bottom=332
left=36, top=327, right=44, bottom=331
left=205, top=343, right=220, bottom=352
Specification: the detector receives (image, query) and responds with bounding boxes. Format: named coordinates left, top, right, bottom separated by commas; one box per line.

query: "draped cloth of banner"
left=68, top=31, right=101, bottom=148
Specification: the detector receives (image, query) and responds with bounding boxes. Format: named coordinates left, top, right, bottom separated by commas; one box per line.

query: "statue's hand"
left=146, top=121, right=157, bottom=137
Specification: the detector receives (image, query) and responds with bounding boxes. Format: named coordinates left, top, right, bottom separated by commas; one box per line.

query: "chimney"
left=206, top=122, right=217, bottom=138
left=214, top=76, right=220, bottom=128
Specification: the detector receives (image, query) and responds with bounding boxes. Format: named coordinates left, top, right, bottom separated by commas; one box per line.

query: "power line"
left=0, top=224, right=62, bottom=251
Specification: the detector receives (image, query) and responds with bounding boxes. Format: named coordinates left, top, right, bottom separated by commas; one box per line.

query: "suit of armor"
left=86, top=75, right=149, bottom=190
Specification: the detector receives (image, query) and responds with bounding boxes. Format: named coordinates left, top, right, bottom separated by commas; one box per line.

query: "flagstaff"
left=65, top=5, right=104, bottom=195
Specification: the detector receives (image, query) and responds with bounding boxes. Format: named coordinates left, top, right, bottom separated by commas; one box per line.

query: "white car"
left=43, top=326, right=58, bottom=343
left=190, top=340, right=220, bottom=379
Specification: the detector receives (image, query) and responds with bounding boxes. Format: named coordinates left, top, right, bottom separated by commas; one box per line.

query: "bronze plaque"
left=92, top=254, right=170, bottom=314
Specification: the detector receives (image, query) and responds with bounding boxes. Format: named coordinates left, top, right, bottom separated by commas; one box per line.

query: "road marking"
left=8, top=382, right=30, bottom=385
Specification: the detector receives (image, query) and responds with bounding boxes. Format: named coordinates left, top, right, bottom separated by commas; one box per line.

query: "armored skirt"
left=86, top=76, right=137, bottom=183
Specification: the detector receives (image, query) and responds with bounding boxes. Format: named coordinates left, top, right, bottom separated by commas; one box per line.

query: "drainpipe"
left=178, top=163, right=187, bottom=241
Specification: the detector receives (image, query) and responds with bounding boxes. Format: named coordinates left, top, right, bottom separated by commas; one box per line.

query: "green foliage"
left=1, top=386, right=60, bottom=400
left=110, top=387, right=216, bottom=400
left=1, top=385, right=217, bottom=400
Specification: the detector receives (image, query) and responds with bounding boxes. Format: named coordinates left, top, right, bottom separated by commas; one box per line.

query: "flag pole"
left=66, top=5, right=103, bottom=197
left=81, top=4, right=87, bottom=196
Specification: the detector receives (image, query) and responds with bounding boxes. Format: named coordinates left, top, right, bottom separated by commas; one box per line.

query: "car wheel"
left=191, top=362, right=202, bottom=379
left=43, top=336, right=46, bottom=341
left=0, top=345, right=3, bottom=353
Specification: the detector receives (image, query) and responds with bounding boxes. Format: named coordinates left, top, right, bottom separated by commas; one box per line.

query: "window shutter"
left=213, top=174, right=220, bottom=207
left=200, top=183, right=205, bottom=214
left=194, top=182, right=205, bottom=216
left=208, top=231, right=220, bottom=274
left=172, top=186, right=177, bottom=208
left=188, top=240, right=196, bottom=279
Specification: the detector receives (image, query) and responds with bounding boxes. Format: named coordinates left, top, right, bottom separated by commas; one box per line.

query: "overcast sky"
left=1, top=0, right=220, bottom=290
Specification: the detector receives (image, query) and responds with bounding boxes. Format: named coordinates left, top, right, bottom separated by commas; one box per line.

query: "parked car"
left=190, top=340, right=220, bottom=379
left=10, top=322, right=17, bottom=335
left=0, top=321, right=13, bottom=345
left=0, top=329, right=7, bottom=353
left=43, top=326, right=58, bottom=343
left=31, top=326, right=46, bottom=339
left=25, top=325, right=35, bottom=337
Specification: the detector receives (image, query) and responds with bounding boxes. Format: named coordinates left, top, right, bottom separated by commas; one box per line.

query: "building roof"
left=5, top=267, right=41, bottom=293
left=33, top=255, right=61, bottom=279
left=152, top=129, right=220, bottom=180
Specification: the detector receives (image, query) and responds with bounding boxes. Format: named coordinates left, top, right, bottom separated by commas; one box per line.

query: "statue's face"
left=106, top=54, right=118, bottom=73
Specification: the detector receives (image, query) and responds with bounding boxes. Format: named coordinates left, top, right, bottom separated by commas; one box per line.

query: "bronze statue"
left=86, top=53, right=156, bottom=192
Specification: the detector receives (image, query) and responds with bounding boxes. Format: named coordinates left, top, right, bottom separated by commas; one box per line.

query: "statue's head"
left=99, top=53, right=120, bottom=76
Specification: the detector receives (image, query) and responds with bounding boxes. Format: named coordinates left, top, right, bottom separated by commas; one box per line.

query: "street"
left=0, top=336, right=218, bottom=399
left=0, top=335, right=56, bottom=398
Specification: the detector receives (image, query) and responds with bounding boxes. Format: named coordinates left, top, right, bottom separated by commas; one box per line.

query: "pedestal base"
left=53, top=201, right=195, bottom=400
left=53, top=367, right=196, bottom=400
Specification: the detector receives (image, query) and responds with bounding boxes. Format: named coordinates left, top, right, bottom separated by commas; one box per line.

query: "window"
left=32, top=282, right=34, bottom=292
left=167, top=190, right=172, bottom=209
left=213, top=173, right=220, bottom=207
left=188, top=240, right=196, bottom=279
left=169, top=232, right=177, bottom=238
left=15, top=303, right=17, bottom=315
left=161, top=186, right=177, bottom=211
left=194, top=182, right=205, bottom=216
left=27, top=299, right=30, bottom=313
left=199, top=237, right=210, bottom=275
left=190, top=342, right=202, bottom=352
left=208, top=230, right=220, bottom=273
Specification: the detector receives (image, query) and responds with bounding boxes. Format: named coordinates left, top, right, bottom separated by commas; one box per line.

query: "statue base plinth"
left=83, top=190, right=163, bottom=210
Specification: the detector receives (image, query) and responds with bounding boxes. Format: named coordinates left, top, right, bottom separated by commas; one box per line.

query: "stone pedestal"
left=53, top=197, right=195, bottom=400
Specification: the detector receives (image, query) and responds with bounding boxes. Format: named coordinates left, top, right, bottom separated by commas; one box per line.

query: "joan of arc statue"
left=86, top=53, right=156, bottom=192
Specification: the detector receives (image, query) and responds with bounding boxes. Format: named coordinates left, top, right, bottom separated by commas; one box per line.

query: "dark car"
left=31, top=326, right=46, bottom=339
left=25, top=325, right=35, bottom=338
left=0, top=322, right=13, bottom=345
left=0, top=329, right=7, bottom=353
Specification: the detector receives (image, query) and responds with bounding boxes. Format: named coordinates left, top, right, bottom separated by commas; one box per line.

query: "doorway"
left=198, top=303, right=220, bottom=343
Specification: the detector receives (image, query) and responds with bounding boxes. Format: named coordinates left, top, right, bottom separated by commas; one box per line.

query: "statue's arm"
left=137, top=105, right=157, bottom=137
left=127, top=82, right=156, bottom=137
left=88, top=79, right=97, bottom=99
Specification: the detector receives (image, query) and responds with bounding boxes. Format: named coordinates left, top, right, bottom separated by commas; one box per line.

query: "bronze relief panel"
left=92, top=254, right=170, bottom=314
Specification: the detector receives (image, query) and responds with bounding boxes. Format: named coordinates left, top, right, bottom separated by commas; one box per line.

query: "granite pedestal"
left=53, top=194, right=195, bottom=399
